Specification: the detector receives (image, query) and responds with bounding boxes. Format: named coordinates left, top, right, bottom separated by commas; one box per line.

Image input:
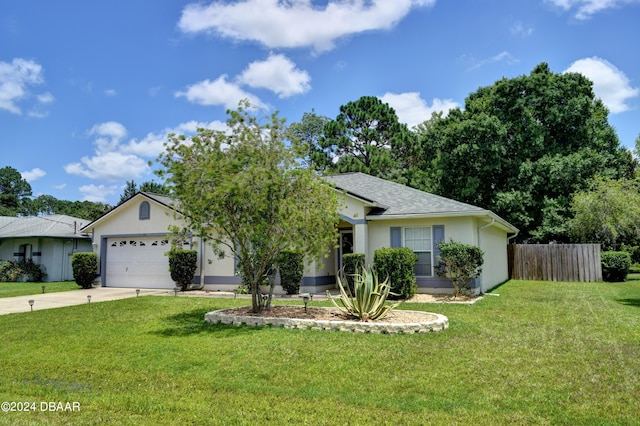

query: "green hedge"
left=0, top=259, right=46, bottom=282
left=72, top=252, right=98, bottom=289
left=342, top=253, right=365, bottom=294
left=601, top=251, right=631, bottom=282
left=278, top=250, right=304, bottom=295
left=373, top=247, right=418, bottom=299
left=168, top=250, right=198, bottom=291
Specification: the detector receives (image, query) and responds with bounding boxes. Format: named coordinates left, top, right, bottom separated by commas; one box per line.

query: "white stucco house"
left=0, top=215, right=92, bottom=281
left=80, top=173, right=518, bottom=294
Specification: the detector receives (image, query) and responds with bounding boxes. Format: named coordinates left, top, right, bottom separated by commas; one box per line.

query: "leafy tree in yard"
left=0, top=166, right=32, bottom=216
left=569, top=177, right=640, bottom=251
left=118, top=180, right=169, bottom=205
left=417, top=63, right=635, bottom=241
left=287, top=109, right=331, bottom=171
left=156, top=101, right=340, bottom=313
left=118, top=180, right=138, bottom=205
left=319, top=96, right=415, bottom=180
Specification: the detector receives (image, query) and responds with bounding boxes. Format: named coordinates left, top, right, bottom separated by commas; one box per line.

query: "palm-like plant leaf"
left=327, top=266, right=401, bottom=321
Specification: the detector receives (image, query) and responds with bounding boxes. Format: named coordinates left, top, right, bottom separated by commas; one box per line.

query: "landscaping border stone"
left=204, top=307, right=449, bottom=334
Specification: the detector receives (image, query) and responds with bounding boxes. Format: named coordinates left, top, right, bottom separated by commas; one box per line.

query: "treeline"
left=0, top=167, right=167, bottom=222
left=289, top=62, right=639, bottom=250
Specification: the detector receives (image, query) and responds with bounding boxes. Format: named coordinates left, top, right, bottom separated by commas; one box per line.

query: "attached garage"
left=104, top=236, right=174, bottom=288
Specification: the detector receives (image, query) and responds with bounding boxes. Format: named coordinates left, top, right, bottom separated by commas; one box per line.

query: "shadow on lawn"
left=154, top=308, right=263, bottom=338
left=616, top=298, right=640, bottom=308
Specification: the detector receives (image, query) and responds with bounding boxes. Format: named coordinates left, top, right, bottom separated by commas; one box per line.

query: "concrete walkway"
left=0, top=288, right=168, bottom=315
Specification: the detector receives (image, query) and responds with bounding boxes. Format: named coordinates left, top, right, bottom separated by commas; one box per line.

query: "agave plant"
left=327, top=266, right=401, bottom=321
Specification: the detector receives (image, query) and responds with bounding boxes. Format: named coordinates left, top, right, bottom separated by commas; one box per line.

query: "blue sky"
left=2, top=0, right=639, bottom=205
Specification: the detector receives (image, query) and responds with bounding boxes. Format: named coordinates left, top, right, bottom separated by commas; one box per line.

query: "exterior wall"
left=477, top=222, right=510, bottom=292
left=367, top=217, right=476, bottom=293
left=0, top=237, right=91, bottom=282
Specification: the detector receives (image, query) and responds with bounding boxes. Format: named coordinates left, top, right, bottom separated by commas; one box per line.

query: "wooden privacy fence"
left=508, top=244, right=602, bottom=282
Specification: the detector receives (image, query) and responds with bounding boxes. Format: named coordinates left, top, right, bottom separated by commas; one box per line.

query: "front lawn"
left=1, top=279, right=639, bottom=425
left=0, top=281, right=80, bottom=298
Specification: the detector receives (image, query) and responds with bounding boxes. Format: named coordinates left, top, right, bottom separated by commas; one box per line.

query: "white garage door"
left=105, top=237, right=175, bottom=288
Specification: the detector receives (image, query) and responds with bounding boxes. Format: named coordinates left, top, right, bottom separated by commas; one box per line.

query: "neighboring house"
left=81, top=173, right=518, bottom=294
left=0, top=215, right=92, bottom=281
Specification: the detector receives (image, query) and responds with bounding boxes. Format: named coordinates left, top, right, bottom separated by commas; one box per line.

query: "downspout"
left=476, top=219, right=496, bottom=293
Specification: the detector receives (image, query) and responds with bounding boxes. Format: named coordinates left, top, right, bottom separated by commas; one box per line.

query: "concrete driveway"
left=0, top=287, right=168, bottom=315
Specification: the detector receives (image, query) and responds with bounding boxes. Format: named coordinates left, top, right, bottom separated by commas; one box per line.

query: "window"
left=404, top=227, right=432, bottom=276
left=139, top=201, right=150, bottom=220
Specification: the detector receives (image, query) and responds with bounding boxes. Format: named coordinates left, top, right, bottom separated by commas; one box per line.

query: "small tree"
left=71, top=252, right=98, bottom=289
left=277, top=250, right=304, bottom=295
left=168, top=249, right=198, bottom=291
left=156, top=100, right=340, bottom=312
left=436, top=240, right=484, bottom=297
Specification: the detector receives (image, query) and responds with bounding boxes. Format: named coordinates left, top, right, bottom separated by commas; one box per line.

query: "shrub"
left=0, top=260, right=23, bottom=282
left=327, top=266, right=401, bottom=321
left=277, top=250, right=304, bottom=295
left=22, top=259, right=46, bottom=282
left=436, top=240, right=484, bottom=297
left=168, top=249, right=198, bottom=291
left=342, top=253, right=365, bottom=293
left=374, top=247, right=418, bottom=299
left=0, top=259, right=47, bottom=282
left=601, top=251, right=631, bottom=282
left=72, top=252, right=98, bottom=289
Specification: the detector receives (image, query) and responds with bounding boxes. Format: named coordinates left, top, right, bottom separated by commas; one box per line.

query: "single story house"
left=81, top=173, right=518, bottom=295
left=0, top=215, right=92, bottom=281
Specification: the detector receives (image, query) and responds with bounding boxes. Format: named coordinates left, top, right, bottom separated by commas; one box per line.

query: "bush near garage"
left=277, top=250, right=304, bottom=295
left=168, top=249, right=198, bottom=291
left=72, top=252, right=98, bottom=289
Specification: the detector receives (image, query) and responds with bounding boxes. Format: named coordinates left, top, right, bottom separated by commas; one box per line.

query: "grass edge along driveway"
left=1, top=278, right=639, bottom=425
left=0, top=281, right=80, bottom=298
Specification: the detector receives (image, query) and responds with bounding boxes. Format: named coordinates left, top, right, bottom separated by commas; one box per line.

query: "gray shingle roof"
left=0, top=215, right=91, bottom=239
left=324, top=172, right=487, bottom=217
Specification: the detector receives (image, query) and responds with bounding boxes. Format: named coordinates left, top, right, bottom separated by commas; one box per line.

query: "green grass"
left=0, top=281, right=80, bottom=298
left=1, top=279, right=640, bottom=425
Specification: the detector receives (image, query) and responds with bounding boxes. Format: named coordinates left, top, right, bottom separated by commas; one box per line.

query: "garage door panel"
left=106, top=237, right=176, bottom=288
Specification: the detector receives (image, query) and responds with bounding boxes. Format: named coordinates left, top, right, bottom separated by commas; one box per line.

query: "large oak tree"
left=418, top=63, right=635, bottom=241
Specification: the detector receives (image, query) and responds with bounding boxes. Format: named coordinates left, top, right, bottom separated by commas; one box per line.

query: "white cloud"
left=545, top=0, right=640, bottom=19
left=65, top=119, right=229, bottom=183
left=21, top=167, right=47, bottom=182
left=238, top=54, right=311, bottom=98
left=564, top=57, right=639, bottom=113
left=64, top=151, right=149, bottom=181
left=176, top=75, right=265, bottom=109
left=0, top=58, right=45, bottom=114
left=37, top=92, right=54, bottom=104
left=105, top=89, right=117, bottom=96
left=178, top=0, right=435, bottom=53
left=510, top=21, right=533, bottom=37
left=78, top=184, right=119, bottom=203
left=465, top=51, right=519, bottom=70
left=121, top=120, right=228, bottom=157
left=54, top=183, right=66, bottom=190
left=89, top=121, right=128, bottom=154
left=380, top=92, right=459, bottom=128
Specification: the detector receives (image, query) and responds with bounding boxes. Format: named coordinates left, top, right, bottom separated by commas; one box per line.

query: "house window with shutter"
left=404, top=227, right=433, bottom=276
left=391, top=225, right=444, bottom=277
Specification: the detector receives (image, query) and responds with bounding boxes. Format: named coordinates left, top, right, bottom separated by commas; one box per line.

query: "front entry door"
left=338, top=230, right=354, bottom=272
